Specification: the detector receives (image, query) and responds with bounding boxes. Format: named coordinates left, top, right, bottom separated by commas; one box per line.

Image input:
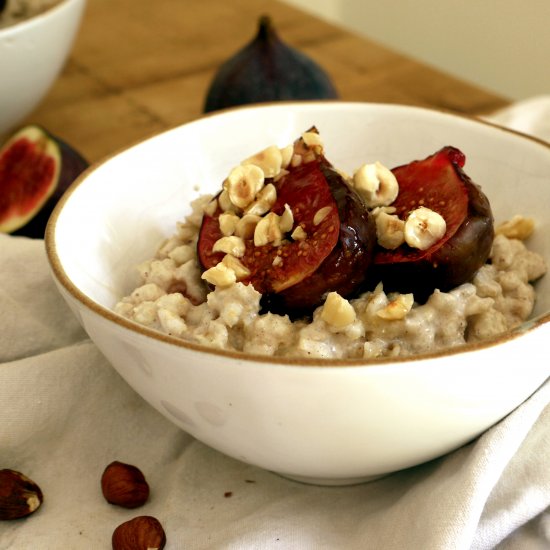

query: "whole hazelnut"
left=101, top=461, right=150, bottom=509
left=112, top=515, right=166, bottom=550
left=0, top=469, right=43, bottom=520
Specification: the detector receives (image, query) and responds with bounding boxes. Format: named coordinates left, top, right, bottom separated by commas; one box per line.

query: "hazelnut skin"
left=112, top=515, right=166, bottom=550
left=101, top=461, right=150, bottom=509
left=0, top=469, right=43, bottom=520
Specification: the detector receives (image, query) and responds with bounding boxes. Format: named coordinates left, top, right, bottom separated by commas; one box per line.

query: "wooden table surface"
left=25, top=0, right=510, bottom=164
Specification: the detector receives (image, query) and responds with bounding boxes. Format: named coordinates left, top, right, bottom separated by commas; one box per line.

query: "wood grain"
left=19, top=0, right=509, bottom=163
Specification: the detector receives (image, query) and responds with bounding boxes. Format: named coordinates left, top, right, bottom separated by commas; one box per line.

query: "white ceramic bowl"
left=0, top=0, right=86, bottom=135
left=45, top=102, right=550, bottom=485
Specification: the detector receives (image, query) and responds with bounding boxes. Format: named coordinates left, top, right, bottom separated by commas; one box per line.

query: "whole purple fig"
left=204, top=15, right=338, bottom=113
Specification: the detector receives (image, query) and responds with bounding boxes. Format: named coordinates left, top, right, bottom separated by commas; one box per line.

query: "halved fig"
left=198, top=133, right=376, bottom=316
left=263, top=161, right=375, bottom=315
left=371, top=146, right=494, bottom=299
left=0, top=125, right=89, bottom=239
left=199, top=161, right=340, bottom=292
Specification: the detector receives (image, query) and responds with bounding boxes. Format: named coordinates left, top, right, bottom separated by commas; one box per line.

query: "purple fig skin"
left=204, top=15, right=338, bottom=113
left=55, top=136, right=89, bottom=197
left=261, top=161, right=376, bottom=318
left=368, top=148, right=494, bottom=302
left=10, top=128, right=89, bottom=239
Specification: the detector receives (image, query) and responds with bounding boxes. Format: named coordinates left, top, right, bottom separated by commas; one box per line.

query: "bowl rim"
left=44, top=100, right=550, bottom=368
left=0, top=0, right=85, bottom=35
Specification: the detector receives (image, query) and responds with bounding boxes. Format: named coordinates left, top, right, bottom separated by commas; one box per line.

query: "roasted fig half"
left=0, top=125, right=88, bottom=239
left=370, top=146, right=494, bottom=299
left=198, top=132, right=375, bottom=317
left=264, top=161, right=375, bottom=316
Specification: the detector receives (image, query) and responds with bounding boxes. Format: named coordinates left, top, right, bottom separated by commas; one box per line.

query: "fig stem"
left=0, top=0, right=7, bottom=14
left=257, top=14, right=277, bottom=41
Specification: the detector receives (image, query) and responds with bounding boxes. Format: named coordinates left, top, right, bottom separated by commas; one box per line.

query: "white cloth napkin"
left=484, top=95, right=550, bottom=140
left=2, top=98, right=550, bottom=550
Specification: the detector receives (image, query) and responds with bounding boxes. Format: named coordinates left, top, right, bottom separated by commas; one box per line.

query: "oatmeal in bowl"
left=114, top=129, right=546, bottom=360
left=46, top=102, right=550, bottom=484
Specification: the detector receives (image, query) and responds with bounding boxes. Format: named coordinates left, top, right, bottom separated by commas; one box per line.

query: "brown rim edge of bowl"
left=44, top=101, right=550, bottom=368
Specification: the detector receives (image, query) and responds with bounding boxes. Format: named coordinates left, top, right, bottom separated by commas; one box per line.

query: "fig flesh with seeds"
left=0, top=125, right=88, bottom=239
left=371, top=146, right=494, bottom=300
left=197, top=133, right=376, bottom=317
left=262, top=161, right=375, bottom=316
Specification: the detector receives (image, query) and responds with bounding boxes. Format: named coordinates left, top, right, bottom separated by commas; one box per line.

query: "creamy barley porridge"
left=115, top=132, right=547, bottom=359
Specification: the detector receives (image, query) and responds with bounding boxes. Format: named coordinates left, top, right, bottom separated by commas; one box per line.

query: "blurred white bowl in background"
left=0, top=0, right=86, bottom=136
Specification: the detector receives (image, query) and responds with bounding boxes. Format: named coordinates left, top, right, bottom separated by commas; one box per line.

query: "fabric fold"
left=1, top=97, right=550, bottom=549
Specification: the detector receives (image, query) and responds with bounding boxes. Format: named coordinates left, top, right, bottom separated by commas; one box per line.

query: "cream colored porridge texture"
left=115, top=193, right=546, bottom=360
